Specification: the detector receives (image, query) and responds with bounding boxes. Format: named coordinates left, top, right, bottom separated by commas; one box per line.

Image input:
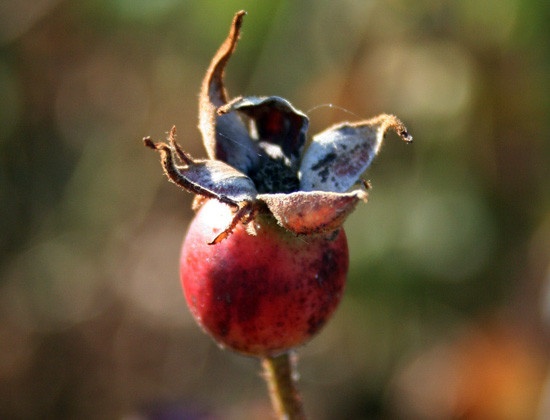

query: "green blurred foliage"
left=1, top=0, right=549, bottom=419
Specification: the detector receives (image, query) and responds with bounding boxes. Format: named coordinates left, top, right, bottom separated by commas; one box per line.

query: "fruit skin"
left=180, top=199, right=348, bottom=356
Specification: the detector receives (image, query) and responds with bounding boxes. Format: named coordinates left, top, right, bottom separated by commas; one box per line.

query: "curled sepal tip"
left=143, top=127, right=257, bottom=207
left=198, top=10, right=259, bottom=174
left=200, top=10, right=246, bottom=107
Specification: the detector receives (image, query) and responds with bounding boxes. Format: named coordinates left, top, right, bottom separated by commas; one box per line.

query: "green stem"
left=261, top=351, right=306, bottom=420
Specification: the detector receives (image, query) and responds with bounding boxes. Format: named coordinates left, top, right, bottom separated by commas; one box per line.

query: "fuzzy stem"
left=261, top=351, right=306, bottom=420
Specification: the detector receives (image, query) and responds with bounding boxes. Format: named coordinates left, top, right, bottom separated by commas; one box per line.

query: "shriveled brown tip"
left=165, top=126, right=193, bottom=165
left=209, top=230, right=230, bottom=245
left=201, top=11, right=247, bottom=106
left=232, top=10, right=247, bottom=32
left=143, top=130, right=176, bottom=154
left=168, top=125, right=177, bottom=139
left=216, top=96, right=244, bottom=115
left=208, top=202, right=254, bottom=245
left=143, top=137, right=171, bottom=154
left=399, top=130, right=413, bottom=143
left=381, top=114, right=413, bottom=143
left=143, top=137, right=156, bottom=149
left=143, top=138, right=170, bottom=154
left=361, top=179, right=372, bottom=190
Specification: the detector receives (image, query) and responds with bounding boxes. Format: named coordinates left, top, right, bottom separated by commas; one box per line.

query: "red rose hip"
left=180, top=199, right=348, bottom=356
left=143, top=10, right=412, bottom=418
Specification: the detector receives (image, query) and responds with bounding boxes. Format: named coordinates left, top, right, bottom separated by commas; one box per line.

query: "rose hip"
left=144, top=10, right=411, bottom=418
left=180, top=199, right=348, bottom=356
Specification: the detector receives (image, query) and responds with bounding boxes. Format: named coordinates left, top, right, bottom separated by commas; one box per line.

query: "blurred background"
left=1, top=0, right=549, bottom=419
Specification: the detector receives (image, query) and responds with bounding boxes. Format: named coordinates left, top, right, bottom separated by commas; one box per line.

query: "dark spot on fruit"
left=216, top=319, right=230, bottom=338
left=326, top=229, right=340, bottom=241
left=309, top=248, right=339, bottom=291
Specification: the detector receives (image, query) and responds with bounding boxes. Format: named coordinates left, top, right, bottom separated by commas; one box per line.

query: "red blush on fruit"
left=180, top=199, right=348, bottom=356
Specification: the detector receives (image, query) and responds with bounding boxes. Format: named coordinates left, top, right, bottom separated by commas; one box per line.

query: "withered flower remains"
left=145, top=10, right=411, bottom=245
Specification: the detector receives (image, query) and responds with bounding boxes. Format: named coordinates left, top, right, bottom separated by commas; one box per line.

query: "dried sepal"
left=200, top=11, right=245, bottom=107
left=208, top=201, right=256, bottom=245
left=299, top=114, right=412, bottom=193
left=143, top=127, right=257, bottom=207
left=258, top=190, right=367, bottom=235
left=198, top=10, right=260, bottom=174
left=145, top=11, right=413, bottom=248
left=219, top=96, right=309, bottom=168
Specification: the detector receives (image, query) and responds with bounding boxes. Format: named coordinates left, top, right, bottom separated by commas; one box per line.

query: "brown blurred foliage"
left=1, top=1, right=549, bottom=419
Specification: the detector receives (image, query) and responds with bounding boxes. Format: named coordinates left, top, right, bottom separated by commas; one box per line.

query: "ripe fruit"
left=143, top=10, right=412, bottom=418
left=180, top=199, right=348, bottom=356
left=143, top=10, right=411, bottom=357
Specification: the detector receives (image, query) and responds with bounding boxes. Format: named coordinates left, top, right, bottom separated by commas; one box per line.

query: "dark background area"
left=1, top=1, right=549, bottom=419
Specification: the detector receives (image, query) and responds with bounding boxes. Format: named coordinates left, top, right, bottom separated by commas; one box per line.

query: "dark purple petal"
left=198, top=11, right=260, bottom=174
left=179, top=159, right=257, bottom=204
left=299, top=114, right=412, bottom=192
left=257, top=190, right=367, bottom=235
left=219, top=96, right=309, bottom=168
